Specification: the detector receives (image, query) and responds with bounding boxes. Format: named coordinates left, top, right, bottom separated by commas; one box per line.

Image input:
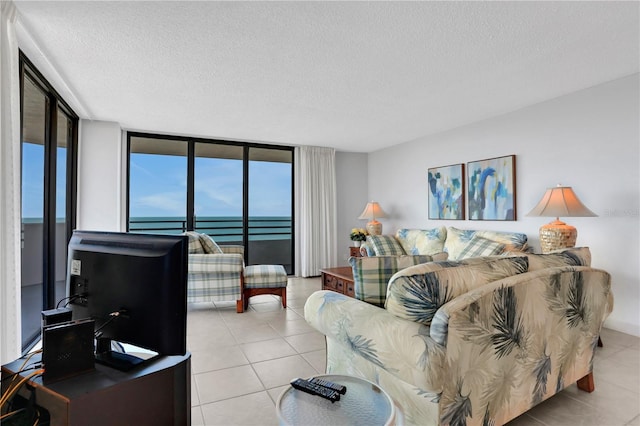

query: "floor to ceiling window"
left=127, top=133, right=294, bottom=274
left=248, top=147, right=293, bottom=270
left=20, top=53, right=78, bottom=352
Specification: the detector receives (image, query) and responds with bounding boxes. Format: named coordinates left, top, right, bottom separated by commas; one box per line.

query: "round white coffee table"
left=276, top=374, right=396, bottom=426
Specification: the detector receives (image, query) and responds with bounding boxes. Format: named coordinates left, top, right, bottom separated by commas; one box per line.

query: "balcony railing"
left=129, top=217, right=293, bottom=274
left=129, top=216, right=292, bottom=242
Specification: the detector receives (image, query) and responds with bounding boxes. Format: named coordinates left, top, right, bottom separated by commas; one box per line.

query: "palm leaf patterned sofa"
left=305, top=248, right=613, bottom=425
left=352, top=227, right=529, bottom=307
left=184, top=231, right=245, bottom=312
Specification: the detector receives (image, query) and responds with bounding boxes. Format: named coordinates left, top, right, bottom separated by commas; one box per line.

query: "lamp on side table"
left=527, top=184, right=597, bottom=254
left=358, top=201, right=387, bottom=235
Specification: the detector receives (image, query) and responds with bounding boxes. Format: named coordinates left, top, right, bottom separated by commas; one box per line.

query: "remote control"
left=309, top=377, right=347, bottom=395
left=290, top=378, right=341, bottom=403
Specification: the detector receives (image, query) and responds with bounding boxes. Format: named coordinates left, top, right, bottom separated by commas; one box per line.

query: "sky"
left=129, top=153, right=292, bottom=218
left=22, top=144, right=292, bottom=220
left=22, top=143, right=67, bottom=219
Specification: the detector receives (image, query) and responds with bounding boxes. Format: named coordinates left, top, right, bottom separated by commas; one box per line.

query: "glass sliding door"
left=54, top=110, right=71, bottom=305
left=128, top=136, right=188, bottom=234
left=248, top=148, right=293, bottom=273
left=21, top=76, right=47, bottom=349
left=127, top=132, right=295, bottom=274
left=194, top=143, right=243, bottom=243
left=20, top=54, right=78, bottom=352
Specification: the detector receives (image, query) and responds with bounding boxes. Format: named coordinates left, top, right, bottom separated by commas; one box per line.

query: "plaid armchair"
left=184, top=232, right=245, bottom=312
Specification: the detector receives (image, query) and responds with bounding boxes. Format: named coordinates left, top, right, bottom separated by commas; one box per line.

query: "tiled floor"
left=188, top=277, right=640, bottom=426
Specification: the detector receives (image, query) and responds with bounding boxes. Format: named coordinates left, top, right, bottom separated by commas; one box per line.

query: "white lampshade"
left=526, top=185, right=597, bottom=218
left=527, top=185, right=596, bottom=253
left=358, top=201, right=387, bottom=235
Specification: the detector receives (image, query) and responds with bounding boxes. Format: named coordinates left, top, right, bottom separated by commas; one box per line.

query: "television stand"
left=1, top=352, right=190, bottom=426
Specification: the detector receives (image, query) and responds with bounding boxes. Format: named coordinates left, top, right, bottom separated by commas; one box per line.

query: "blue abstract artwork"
left=467, top=155, right=516, bottom=221
left=428, top=164, right=465, bottom=220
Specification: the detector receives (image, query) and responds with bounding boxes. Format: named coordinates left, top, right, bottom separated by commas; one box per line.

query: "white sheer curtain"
left=0, top=0, right=22, bottom=363
left=294, top=146, right=337, bottom=277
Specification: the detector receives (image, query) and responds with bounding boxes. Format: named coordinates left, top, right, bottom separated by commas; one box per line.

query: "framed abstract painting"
left=467, top=155, right=516, bottom=221
left=428, top=163, right=465, bottom=220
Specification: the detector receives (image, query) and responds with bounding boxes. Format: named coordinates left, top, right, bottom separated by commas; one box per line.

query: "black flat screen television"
left=66, top=230, right=188, bottom=370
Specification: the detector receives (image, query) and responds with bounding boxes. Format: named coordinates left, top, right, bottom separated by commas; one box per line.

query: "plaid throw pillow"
left=367, top=235, right=406, bottom=256
left=349, top=254, right=433, bottom=306
left=457, top=235, right=506, bottom=259
left=199, top=233, right=223, bottom=254
left=184, top=231, right=205, bottom=254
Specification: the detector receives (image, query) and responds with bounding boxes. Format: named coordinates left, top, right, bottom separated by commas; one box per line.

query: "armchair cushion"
left=367, top=235, right=406, bottom=256
left=385, top=256, right=528, bottom=326
left=395, top=227, right=447, bottom=255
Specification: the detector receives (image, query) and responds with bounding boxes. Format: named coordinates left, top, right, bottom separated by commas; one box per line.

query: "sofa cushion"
left=367, top=235, right=406, bottom=256
left=395, top=227, right=447, bottom=256
left=385, top=256, right=529, bottom=325
left=507, top=247, right=591, bottom=271
left=198, top=233, right=223, bottom=254
left=184, top=231, right=206, bottom=254
left=349, top=254, right=433, bottom=307
left=457, top=235, right=506, bottom=259
left=444, top=227, right=528, bottom=260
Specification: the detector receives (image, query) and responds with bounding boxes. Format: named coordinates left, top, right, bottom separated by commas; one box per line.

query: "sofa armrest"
left=429, top=265, right=613, bottom=425
left=188, top=253, right=244, bottom=273
left=304, top=290, right=446, bottom=391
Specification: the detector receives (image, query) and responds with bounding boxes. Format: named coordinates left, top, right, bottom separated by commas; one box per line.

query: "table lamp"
left=526, top=185, right=596, bottom=253
left=358, top=201, right=387, bottom=235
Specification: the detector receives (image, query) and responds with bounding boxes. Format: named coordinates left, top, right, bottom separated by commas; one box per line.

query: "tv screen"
left=66, top=230, right=187, bottom=370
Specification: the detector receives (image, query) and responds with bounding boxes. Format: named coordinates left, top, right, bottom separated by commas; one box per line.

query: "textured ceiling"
left=14, top=1, right=640, bottom=153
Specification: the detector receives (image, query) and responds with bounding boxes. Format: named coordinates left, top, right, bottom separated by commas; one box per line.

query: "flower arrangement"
left=350, top=228, right=368, bottom=242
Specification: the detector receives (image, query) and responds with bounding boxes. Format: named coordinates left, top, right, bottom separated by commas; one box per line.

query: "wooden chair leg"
left=243, top=290, right=250, bottom=310
left=240, top=272, right=247, bottom=312
left=236, top=299, right=244, bottom=313
left=577, top=372, right=595, bottom=393
left=281, top=288, right=287, bottom=308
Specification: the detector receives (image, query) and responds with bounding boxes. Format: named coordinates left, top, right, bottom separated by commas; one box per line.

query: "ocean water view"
left=129, top=216, right=292, bottom=242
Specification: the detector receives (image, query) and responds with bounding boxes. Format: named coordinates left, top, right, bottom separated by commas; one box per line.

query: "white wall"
left=368, top=74, right=640, bottom=336
left=335, top=151, right=369, bottom=266
left=77, top=120, right=124, bottom=231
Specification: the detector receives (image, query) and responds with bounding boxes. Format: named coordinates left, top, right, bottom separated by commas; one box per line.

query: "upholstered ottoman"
left=243, top=265, right=287, bottom=310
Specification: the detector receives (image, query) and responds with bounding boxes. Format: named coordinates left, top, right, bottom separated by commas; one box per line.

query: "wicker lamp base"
left=539, top=219, right=577, bottom=254
left=366, top=220, right=383, bottom=236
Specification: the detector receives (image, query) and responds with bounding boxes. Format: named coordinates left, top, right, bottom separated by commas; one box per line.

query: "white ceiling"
left=14, top=1, right=639, bottom=153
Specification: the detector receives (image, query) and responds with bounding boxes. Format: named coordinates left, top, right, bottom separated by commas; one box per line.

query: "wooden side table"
left=320, top=267, right=355, bottom=298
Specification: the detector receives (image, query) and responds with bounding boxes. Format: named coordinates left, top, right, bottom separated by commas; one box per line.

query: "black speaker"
left=42, top=319, right=95, bottom=383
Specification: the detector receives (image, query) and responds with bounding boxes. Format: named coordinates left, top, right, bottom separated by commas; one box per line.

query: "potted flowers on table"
left=350, top=228, right=368, bottom=247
